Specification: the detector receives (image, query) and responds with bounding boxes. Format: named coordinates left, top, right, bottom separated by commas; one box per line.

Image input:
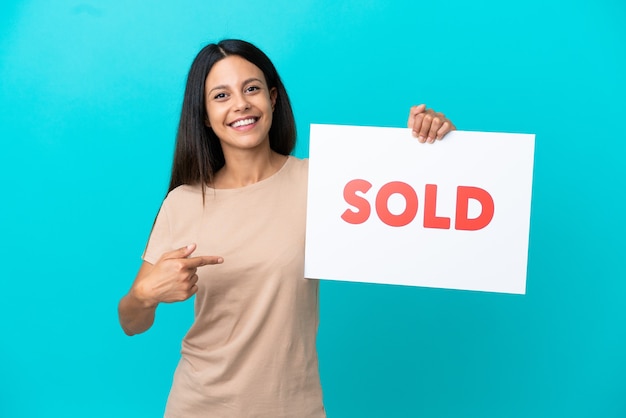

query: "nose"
left=233, top=93, right=251, bottom=112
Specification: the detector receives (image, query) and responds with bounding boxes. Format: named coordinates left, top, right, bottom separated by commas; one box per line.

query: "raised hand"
left=407, top=104, right=456, bottom=144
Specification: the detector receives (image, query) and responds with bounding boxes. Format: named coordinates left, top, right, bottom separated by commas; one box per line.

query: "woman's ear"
left=270, top=88, right=277, bottom=111
left=204, top=115, right=211, bottom=127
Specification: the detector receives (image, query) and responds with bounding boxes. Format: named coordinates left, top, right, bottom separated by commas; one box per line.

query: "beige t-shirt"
left=144, top=157, right=325, bottom=418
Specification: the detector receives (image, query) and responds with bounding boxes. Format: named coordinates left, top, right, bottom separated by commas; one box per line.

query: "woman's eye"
left=213, top=92, right=227, bottom=100
left=245, top=86, right=260, bottom=93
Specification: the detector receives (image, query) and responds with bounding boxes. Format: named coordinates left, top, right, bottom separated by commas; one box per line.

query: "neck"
left=212, top=148, right=288, bottom=189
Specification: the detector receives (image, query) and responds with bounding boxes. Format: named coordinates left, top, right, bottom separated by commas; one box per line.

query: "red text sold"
left=341, top=180, right=495, bottom=230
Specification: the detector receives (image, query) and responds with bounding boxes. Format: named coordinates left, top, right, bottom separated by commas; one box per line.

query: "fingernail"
left=418, top=136, right=426, bottom=143
left=412, top=130, right=418, bottom=138
left=428, top=137, right=435, bottom=143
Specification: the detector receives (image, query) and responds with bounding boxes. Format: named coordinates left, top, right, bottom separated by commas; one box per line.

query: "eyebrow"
left=207, top=77, right=265, bottom=95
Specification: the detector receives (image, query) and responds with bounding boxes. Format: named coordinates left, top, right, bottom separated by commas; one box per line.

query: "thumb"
left=161, top=243, right=196, bottom=261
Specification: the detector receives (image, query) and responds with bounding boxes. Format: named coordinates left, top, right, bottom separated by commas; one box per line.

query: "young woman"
left=118, top=39, right=455, bottom=418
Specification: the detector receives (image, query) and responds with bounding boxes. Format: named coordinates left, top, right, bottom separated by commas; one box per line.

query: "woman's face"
left=204, top=55, right=277, bottom=155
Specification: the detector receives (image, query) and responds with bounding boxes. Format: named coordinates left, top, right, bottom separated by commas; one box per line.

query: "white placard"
left=304, top=124, right=535, bottom=294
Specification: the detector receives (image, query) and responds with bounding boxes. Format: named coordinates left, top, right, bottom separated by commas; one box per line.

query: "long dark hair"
left=168, top=39, right=296, bottom=195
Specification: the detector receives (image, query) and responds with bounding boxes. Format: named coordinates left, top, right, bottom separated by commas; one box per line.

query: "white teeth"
left=231, top=118, right=256, bottom=128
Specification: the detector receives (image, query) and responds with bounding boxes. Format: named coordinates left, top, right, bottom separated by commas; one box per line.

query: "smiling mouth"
left=230, top=117, right=259, bottom=128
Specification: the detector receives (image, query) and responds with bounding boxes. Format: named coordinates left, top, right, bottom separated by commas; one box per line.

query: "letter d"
left=455, top=186, right=494, bottom=231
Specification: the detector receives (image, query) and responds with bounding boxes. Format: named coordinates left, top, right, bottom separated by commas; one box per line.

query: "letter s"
left=341, top=179, right=372, bottom=224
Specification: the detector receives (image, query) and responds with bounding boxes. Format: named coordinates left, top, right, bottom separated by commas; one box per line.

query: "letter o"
left=375, top=181, right=418, bottom=227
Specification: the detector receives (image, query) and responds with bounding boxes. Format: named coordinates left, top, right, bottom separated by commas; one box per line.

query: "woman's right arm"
left=118, top=244, right=223, bottom=336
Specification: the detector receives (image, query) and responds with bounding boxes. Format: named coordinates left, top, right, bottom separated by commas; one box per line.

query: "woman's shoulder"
left=162, top=183, right=204, bottom=208
left=278, top=156, right=308, bottom=193
left=168, top=183, right=202, bottom=197
left=286, top=155, right=309, bottom=175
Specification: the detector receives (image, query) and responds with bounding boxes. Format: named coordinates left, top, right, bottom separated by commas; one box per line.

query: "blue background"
left=1, top=1, right=625, bottom=417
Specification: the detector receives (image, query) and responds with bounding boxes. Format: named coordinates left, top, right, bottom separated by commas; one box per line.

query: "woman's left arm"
left=407, top=104, right=456, bottom=143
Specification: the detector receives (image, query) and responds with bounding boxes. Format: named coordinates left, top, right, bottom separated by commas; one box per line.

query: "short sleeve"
left=142, top=202, right=172, bottom=264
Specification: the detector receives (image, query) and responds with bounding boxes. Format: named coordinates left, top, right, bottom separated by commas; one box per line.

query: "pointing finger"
left=186, top=256, right=224, bottom=268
